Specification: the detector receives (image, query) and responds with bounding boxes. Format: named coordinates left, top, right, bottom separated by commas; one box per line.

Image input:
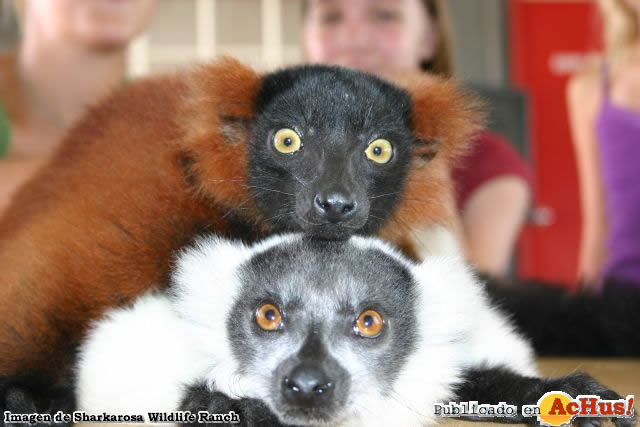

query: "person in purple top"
left=483, top=0, right=640, bottom=358
left=567, top=0, right=640, bottom=290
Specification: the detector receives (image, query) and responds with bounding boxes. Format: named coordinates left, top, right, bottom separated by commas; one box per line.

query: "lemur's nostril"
left=313, top=382, right=332, bottom=394
left=284, top=376, right=300, bottom=393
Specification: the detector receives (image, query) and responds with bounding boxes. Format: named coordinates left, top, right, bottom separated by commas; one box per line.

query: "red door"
left=510, top=0, right=600, bottom=288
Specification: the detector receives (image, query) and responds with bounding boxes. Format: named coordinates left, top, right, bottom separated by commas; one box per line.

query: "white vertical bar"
left=484, top=0, right=504, bottom=85
left=196, top=0, right=216, bottom=61
left=1, top=0, right=8, bottom=26
left=261, top=0, right=283, bottom=70
left=127, top=33, right=151, bottom=77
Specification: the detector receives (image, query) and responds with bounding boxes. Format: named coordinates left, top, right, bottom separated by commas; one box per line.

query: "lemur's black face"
left=249, top=65, right=416, bottom=240
left=227, top=238, right=418, bottom=426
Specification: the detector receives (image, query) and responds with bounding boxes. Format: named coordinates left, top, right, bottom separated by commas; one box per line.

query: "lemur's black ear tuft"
left=177, top=57, right=263, bottom=209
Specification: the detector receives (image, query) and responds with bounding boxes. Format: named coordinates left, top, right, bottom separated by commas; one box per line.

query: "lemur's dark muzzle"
left=281, top=362, right=334, bottom=408
left=313, top=190, right=357, bottom=223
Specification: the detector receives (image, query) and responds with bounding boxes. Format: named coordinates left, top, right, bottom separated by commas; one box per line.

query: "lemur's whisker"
left=207, top=178, right=247, bottom=185
left=282, top=169, right=310, bottom=188
left=380, top=213, right=432, bottom=247
left=245, top=185, right=295, bottom=196
left=297, top=216, right=324, bottom=227
left=227, top=372, right=244, bottom=399
left=369, top=191, right=402, bottom=199
left=266, top=212, right=291, bottom=226
left=221, top=200, right=252, bottom=220
left=392, top=216, right=432, bottom=247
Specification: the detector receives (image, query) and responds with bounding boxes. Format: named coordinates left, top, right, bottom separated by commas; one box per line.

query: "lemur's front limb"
left=455, top=367, right=635, bottom=427
left=179, top=381, right=284, bottom=427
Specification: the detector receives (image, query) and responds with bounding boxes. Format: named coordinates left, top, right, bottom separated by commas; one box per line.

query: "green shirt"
left=0, top=103, right=10, bottom=158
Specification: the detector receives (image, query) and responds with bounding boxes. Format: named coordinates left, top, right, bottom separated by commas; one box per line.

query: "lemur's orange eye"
left=256, top=303, right=283, bottom=331
left=365, top=139, right=392, bottom=164
left=273, top=128, right=302, bottom=154
left=354, top=309, right=384, bottom=338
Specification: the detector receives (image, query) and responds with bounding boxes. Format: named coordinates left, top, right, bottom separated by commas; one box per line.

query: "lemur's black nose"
left=314, top=191, right=356, bottom=223
left=282, top=363, right=334, bottom=407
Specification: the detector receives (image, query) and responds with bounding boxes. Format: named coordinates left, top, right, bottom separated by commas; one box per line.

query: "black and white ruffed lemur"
left=75, top=233, right=635, bottom=427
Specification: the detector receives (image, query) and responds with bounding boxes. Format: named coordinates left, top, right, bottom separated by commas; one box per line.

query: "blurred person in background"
left=477, top=0, right=640, bottom=358
left=303, top=0, right=531, bottom=277
left=0, top=0, right=156, bottom=214
left=568, top=0, right=640, bottom=290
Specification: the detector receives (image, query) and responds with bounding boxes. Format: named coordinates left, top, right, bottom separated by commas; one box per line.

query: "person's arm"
left=0, top=154, right=47, bottom=215
left=447, top=131, right=532, bottom=278
left=461, top=176, right=530, bottom=276
left=566, top=70, right=607, bottom=288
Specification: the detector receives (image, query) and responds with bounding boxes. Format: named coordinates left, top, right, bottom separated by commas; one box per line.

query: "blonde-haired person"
left=0, top=0, right=156, bottom=214
left=304, top=0, right=531, bottom=277
left=567, top=0, right=640, bottom=290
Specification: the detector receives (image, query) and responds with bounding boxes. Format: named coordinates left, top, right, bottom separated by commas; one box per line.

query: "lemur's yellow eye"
left=354, top=309, right=384, bottom=338
left=273, top=128, right=302, bottom=154
left=365, top=139, right=392, bottom=164
left=256, top=303, right=283, bottom=331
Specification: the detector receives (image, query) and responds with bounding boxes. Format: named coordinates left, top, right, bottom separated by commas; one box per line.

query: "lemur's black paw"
left=0, top=376, right=75, bottom=427
left=574, top=419, right=600, bottom=427
left=571, top=417, right=635, bottom=427
left=545, top=372, right=618, bottom=398
left=179, top=381, right=286, bottom=427
left=533, top=373, right=636, bottom=427
left=610, top=416, right=637, bottom=427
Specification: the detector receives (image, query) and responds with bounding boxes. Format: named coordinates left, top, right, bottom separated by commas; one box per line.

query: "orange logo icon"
left=538, top=392, right=575, bottom=426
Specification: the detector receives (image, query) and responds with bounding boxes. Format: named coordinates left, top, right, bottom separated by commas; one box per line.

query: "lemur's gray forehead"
left=236, top=236, right=416, bottom=308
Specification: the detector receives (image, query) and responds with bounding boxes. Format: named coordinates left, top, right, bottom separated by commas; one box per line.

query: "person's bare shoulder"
left=567, top=56, right=603, bottom=120
left=0, top=52, right=22, bottom=118
left=0, top=52, right=14, bottom=92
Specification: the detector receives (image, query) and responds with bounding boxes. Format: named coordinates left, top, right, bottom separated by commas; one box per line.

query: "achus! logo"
left=522, top=392, right=635, bottom=426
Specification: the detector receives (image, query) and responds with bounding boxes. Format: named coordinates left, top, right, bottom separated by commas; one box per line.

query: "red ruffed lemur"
left=0, top=58, right=481, bottom=413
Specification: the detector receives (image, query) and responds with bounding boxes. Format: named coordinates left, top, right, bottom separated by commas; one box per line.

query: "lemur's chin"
left=275, top=407, right=343, bottom=427
left=294, top=215, right=370, bottom=240
left=303, top=223, right=356, bottom=240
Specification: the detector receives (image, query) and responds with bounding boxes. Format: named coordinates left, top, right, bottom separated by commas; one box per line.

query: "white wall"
left=131, top=0, right=304, bottom=75
left=448, top=0, right=508, bottom=86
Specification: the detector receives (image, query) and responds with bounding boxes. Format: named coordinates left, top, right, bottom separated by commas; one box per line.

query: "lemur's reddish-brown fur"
left=0, top=58, right=481, bottom=377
